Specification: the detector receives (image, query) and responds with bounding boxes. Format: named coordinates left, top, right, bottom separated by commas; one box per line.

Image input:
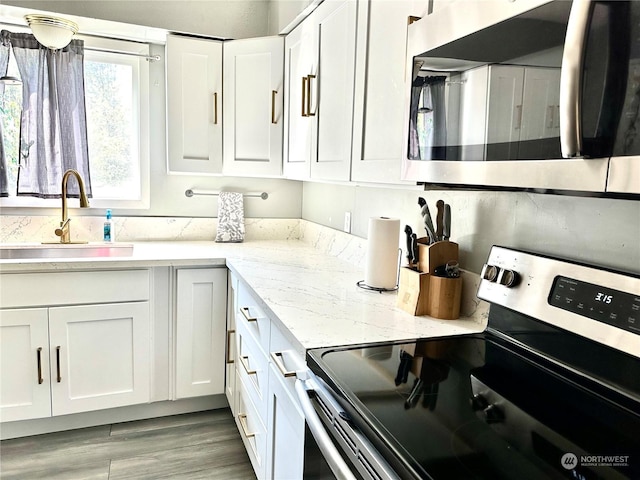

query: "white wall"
left=302, top=182, right=640, bottom=275
left=2, top=0, right=270, bottom=39
left=0, top=2, right=304, bottom=220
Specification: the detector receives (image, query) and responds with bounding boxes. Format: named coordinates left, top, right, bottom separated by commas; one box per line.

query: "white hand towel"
left=215, top=191, right=245, bottom=243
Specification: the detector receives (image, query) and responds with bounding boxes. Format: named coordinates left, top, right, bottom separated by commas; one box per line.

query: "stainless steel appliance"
left=297, top=246, right=640, bottom=479
left=402, top=0, right=640, bottom=195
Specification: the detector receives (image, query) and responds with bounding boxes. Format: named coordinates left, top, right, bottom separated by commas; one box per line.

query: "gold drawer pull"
left=301, top=76, right=308, bottom=117
left=213, top=92, right=219, bottom=124
left=56, top=346, right=61, bottom=383
left=36, top=347, right=44, bottom=384
left=238, top=413, right=255, bottom=438
left=306, top=74, right=316, bottom=117
left=240, top=307, right=257, bottom=322
left=270, top=351, right=296, bottom=378
left=226, top=329, right=235, bottom=364
left=240, top=355, right=257, bottom=376
left=271, top=90, right=278, bottom=124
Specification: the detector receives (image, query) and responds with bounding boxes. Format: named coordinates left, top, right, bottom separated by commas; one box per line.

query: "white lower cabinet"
left=0, top=308, right=51, bottom=422
left=225, top=271, right=238, bottom=415
left=266, top=363, right=305, bottom=480
left=49, top=302, right=151, bottom=417
left=0, top=270, right=152, bottom=424
left=228, top=275, right=307, bottom=479
left=0, top=301, right=150, bottom=422
left=175, top=268, right=228, bottom=399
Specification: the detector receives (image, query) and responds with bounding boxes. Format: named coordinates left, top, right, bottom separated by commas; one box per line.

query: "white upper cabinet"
left=223, top=37, right=284, bottom=177
left=284, top=0, right=358, bottom=182
left=351, top=0, right=430, bottom=184
left=283, top=13, right=317, bottom=180
left=166, top=34, right=223, bottom=174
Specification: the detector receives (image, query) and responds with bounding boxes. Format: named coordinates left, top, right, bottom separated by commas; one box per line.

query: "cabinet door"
left=351, top=0, right=429, bottom=184
left=283, top=16, right=317, bottom=179
left=521, top=67, right=561, bottom=141
left=310, top=0, right=357, bottom=182
left=486, top=65, right=525, bottom=159
left=266, top=363, right=305, bottom=480
left=226, top=272, right=238, bottom=415
left=48, top=302, right=150, bottom=416
left=166, top=35, right=223, bottom=174
left=175, top=268, right=227, bottom=399
left=223, top=37, right=284, bottom=177
left=0, top=309, right=51, bottom=422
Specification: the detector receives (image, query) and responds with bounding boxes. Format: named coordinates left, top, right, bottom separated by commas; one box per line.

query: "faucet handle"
left=55, top=218, right=71, bottom=238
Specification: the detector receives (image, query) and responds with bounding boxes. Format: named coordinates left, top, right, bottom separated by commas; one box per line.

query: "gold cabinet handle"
left=270, top=351, right=296, bottom=378
left=301, top=76, right=309, bottom=117
left=56, top=346, right=61, bottom=383
left=240, top=355, right=257, bottom=375
left=238, top=413, right=255, bottom=438
left=240, top=307, right=257, bottom=322
left=226, top=329, right=235, bottom=364
left=36, top=347, right=43, bottom=384
left=408, top=16, right=421, bottom=25
left=213, top=92, right=219, bottom=124
left=271, top=90, right=278, bottom=124
left=306, top=74, right=316, bottom=117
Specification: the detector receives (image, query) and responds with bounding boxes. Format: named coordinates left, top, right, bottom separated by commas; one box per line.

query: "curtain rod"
left=84, top=46, right=160, bottom=62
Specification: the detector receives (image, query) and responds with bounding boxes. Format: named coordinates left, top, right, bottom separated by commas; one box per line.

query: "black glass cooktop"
left=307, top=319, right=640, bottom=480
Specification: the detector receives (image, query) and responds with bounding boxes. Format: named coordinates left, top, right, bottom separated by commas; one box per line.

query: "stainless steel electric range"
left=296, top=246, right=640, bottom=480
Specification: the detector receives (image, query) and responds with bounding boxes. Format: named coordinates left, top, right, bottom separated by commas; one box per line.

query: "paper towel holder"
left=356, top=248, right=402, bottom=293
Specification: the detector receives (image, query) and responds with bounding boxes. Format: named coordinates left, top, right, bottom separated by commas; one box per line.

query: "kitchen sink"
left=0, top=243, right=134, bottom=259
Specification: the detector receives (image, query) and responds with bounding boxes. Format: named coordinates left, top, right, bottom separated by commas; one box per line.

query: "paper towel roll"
left=364, top=217, right=401, bottom=289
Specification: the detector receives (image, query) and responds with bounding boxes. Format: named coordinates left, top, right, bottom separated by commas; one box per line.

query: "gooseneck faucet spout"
left=55, top=169, right=90, bottom=244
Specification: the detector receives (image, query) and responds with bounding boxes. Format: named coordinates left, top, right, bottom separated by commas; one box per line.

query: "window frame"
left=0, top=31, right=151, bottom=210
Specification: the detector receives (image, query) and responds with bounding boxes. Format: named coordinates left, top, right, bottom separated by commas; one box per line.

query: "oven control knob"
left=498, top=269, right=520, bottom=288
left=481, top=264, right=500, bottom=282
left=483, top=404, right=504, bottom=424
left=471, top=394, right=489, bottom=411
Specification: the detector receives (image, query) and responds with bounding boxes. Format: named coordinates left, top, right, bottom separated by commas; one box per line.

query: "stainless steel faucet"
left=54, top=169, right=90, bottom=244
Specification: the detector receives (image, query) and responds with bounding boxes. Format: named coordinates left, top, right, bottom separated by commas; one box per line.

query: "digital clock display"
left=549, top=276, right=640, bottom=335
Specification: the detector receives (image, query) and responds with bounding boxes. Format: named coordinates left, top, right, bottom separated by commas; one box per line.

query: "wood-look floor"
left=0, top=409, right=257, bottom=480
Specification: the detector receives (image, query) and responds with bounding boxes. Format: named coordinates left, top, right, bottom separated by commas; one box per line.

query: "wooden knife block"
left=396, top=241, right=462, bottom=320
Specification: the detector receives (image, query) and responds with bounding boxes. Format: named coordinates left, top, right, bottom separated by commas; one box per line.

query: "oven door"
left=295, top=371, right=400, bottom=480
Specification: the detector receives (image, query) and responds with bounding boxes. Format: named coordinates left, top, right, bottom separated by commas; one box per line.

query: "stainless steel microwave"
left=402, top=0, right=640, bottom=195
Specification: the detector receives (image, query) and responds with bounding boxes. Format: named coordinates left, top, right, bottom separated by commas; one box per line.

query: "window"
left=0, top=34, right=150, bottom=209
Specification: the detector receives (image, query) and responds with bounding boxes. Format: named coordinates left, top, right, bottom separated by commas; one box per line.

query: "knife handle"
left=443, top=204, right=451, bottom=241
left=411, top=233, right=419, bottom=265
left=435, top=200, right=444, bottom=241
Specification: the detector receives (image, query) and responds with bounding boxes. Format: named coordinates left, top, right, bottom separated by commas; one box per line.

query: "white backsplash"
left=0, top=216, right=301, bottom=243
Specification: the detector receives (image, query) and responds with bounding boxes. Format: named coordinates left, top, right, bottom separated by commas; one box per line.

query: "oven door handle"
left=295, top=377, right=358, bottom=480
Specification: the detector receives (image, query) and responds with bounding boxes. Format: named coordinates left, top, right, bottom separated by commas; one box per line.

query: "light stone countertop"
left=0, top=239, right=488, bottom=354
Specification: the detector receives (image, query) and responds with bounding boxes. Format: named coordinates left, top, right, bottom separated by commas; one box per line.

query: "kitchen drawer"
left=270, top=323, right=306, bottom=400
left=236, top=370, right=267, bottom=480
left=236, top=283, right=271, bottom=353
left=236, top=319, right=269, bottom=423
left=0, top=270, right=150, bottom=308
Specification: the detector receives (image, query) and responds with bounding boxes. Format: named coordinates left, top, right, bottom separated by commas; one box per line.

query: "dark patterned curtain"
left=9, top=31, right=91, bottom=198
left=0, top=31, right=10, bottom=196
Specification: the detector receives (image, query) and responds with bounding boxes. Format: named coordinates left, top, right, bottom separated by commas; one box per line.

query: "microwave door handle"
left=295, top=378, right=358, bottom=480
left=560, top=0, right=593, bottom=157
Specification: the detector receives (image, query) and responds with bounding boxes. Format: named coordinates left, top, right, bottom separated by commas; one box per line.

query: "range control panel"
left=477, top=246, right=640, bottom=359
left=549, top=276, right=640, bottom=335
